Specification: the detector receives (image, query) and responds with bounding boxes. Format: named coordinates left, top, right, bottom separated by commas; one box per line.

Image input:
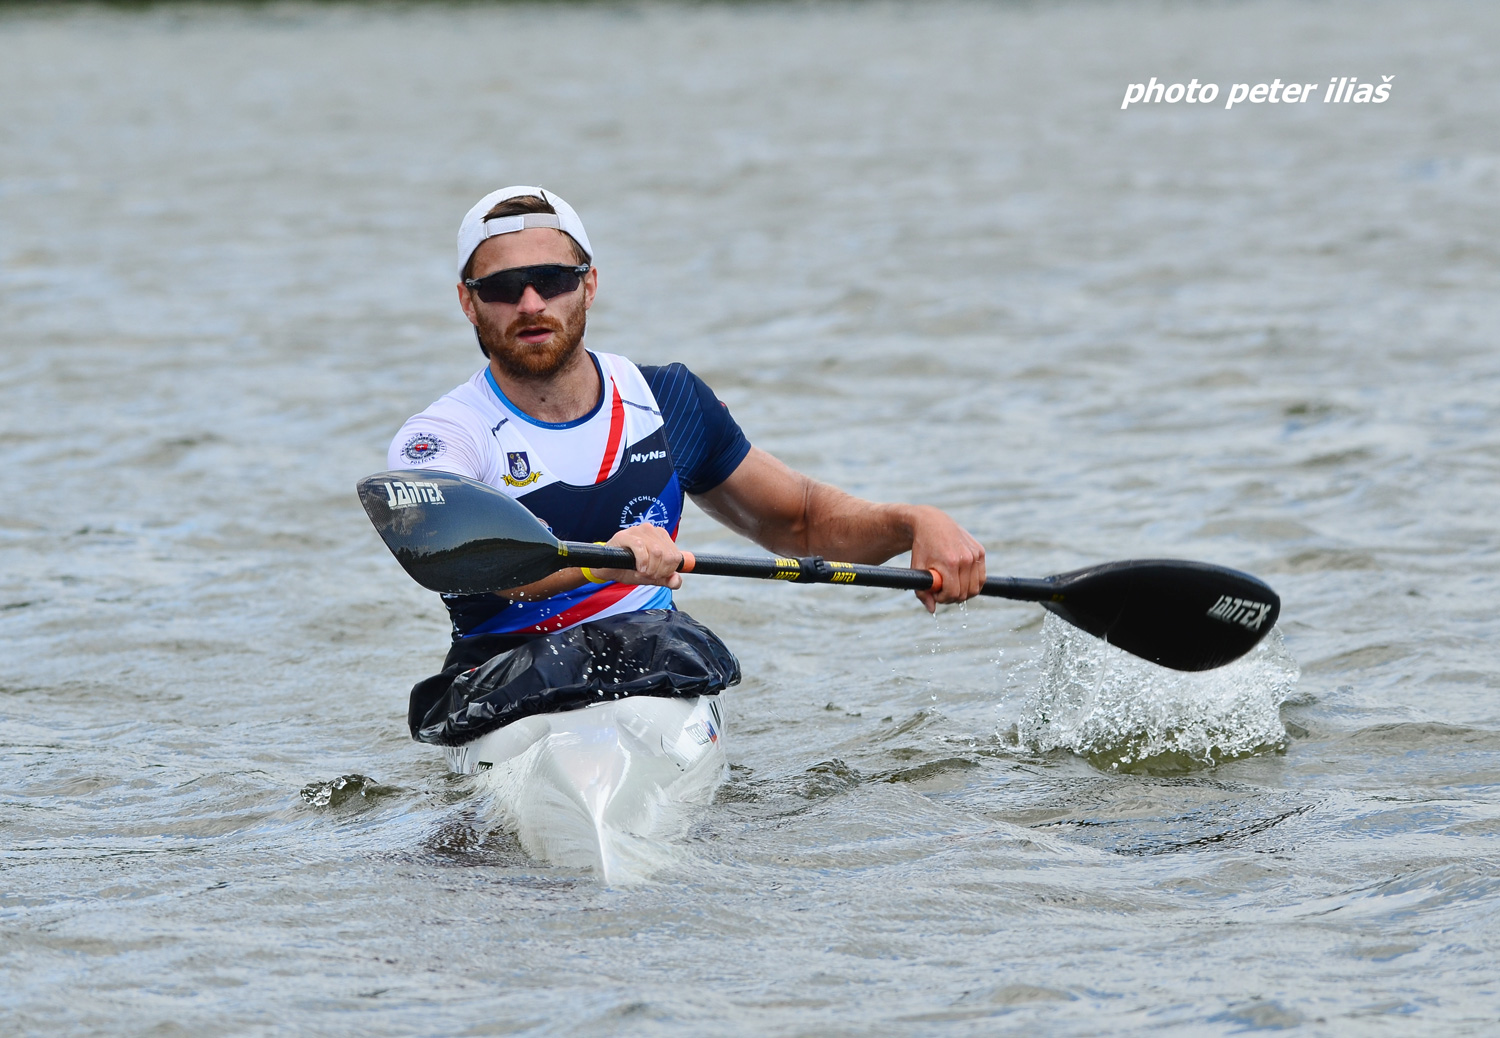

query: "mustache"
left=505, top=313, right=565, bottom=340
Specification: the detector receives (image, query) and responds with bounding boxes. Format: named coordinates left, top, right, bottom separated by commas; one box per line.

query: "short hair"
left=462, top=195, right=589, bottom=279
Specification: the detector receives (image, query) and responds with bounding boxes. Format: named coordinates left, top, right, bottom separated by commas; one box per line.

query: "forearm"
left=494, top=522, right=684, bottom=599
left=708, top=474, right=919, bottom=563
left=495, top=568, right=588, bottom=601
left=698, top=448, right=922, bottom=563
left=695, top=446, right=986, bottom=607
left=790, top=481, right=930, bottom=563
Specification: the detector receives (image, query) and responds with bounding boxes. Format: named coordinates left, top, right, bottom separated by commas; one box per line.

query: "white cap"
left=456, top=186, right=593, bottom=278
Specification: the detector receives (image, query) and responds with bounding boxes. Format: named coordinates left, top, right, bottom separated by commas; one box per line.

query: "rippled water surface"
left=4, top=1, right=1500, bottom=1033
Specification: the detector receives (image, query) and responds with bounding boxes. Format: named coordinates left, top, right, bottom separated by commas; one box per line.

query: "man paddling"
left=389, top=187, right=985, bottom=740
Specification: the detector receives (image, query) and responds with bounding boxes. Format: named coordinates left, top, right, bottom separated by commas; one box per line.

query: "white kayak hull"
left=446, top=695, right=726, bottom=883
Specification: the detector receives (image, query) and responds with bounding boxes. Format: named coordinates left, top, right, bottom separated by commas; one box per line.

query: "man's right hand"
left=590, top=523, right=683, bottom=588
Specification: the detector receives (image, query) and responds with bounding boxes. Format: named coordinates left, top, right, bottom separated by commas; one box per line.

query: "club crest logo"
left=503, top=450, right=541, bottom=487
left=620, top=495, right=671, bottom=529
left=401, top=433, right=445, bottom=463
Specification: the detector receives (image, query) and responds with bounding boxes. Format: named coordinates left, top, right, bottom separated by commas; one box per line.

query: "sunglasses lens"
left=473, top=271, right=524, bottom=304
left=472, top=265, right=583, bottom=304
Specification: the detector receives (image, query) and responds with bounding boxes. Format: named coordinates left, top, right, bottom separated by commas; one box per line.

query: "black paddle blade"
left=356, top=470, right=563, bottom=594
left=1040, top=560, right=1281, bottom=672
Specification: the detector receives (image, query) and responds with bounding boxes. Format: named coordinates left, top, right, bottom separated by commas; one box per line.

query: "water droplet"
left=1016, top=616, right=1299, bottom=773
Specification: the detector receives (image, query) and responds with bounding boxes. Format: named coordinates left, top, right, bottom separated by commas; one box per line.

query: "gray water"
left=3, top=0, right=1500, bottom=1033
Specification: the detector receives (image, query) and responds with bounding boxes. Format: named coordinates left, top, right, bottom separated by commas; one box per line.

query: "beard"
left=475, top=293, right=588, bottom=380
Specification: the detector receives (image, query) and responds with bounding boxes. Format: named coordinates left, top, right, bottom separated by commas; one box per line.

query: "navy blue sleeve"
left=641, top=363, right=752, bottom=495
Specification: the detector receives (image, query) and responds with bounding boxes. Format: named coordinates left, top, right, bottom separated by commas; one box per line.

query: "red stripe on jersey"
left=595, top=378, right=625, bottom=484
left=518, top=580, right=636, bottom=635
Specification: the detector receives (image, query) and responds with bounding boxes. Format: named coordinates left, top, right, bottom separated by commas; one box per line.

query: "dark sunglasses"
left=464, top=263, right=591, bottom=305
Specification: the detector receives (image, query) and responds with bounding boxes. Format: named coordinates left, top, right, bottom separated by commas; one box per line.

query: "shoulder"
left=639, top=361, right=714, bottom=409
left=590, top=351, right=654, bottom=401
left=407, top=371, right=501, bottom=429
left=588, top=354, right=713, bottom=401
left=637, top=359, right=690, bottom=384
left=387, top=370, right=498, bottom=476
left=636, top=362, right=751, bottom=494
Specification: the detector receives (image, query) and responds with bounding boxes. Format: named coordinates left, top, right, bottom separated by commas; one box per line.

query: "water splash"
left=1019, top=615, right=1300, bottom=774
left=298, top=774, right=400, bottom=809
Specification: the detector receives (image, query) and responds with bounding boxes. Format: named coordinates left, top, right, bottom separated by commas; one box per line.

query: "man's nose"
left=516, top=284, right=548, bottom=313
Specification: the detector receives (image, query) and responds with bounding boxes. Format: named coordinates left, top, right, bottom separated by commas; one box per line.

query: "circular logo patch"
left=402, top=433, right=445, bottom=463
left=620, top=495, right=671, bottom=529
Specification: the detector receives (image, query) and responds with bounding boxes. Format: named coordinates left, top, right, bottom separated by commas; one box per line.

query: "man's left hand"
left=907, top=505, right=986, bottom=613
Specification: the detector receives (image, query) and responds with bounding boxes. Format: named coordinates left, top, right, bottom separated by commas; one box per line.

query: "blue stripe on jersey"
left=636, top=585, right=675, bottom=610
left=641, top=363, right=752, bottom=494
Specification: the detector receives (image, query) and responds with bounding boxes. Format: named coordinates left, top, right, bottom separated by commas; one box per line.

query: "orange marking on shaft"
left=928, top=570, right=943, bottom=593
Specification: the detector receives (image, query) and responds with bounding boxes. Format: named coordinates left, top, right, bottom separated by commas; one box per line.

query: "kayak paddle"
left=357, top=469, right=1281, bottom=672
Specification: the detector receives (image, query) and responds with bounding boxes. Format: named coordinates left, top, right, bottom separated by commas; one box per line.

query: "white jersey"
left=388, top=352, right=681, bottom=638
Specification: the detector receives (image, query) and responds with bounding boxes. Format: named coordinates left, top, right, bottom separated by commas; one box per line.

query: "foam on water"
left=1019, top=615, right=1301, bottom=774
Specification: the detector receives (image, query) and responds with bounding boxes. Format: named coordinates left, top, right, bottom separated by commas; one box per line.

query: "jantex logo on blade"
left=384, top=481, right=446, bottom=509
left=1206, top=595, right=1273, bottom=631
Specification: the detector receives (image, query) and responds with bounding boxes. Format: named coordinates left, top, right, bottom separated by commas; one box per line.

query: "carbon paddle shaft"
left=560, top=541, right=941, bottom=590
left=556, top=541, right=1279, bottom=670
left=358, top=470, right=1281, bottom=671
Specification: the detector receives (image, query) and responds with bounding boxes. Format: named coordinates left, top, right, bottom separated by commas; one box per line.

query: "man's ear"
left=582, top=266, right=598, bottom=310
left=456, top=281, right=480, bottom=326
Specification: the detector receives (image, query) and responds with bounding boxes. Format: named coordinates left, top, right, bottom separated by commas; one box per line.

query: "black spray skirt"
left=407, top=609, right=741, bottom=746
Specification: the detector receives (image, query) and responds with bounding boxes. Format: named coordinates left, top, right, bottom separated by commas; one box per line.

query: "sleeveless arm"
left=694, top=452, right=988, bottom=611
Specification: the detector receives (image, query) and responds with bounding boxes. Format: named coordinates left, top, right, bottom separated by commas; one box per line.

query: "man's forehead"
left=468, top=228, right=581, bottom=276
